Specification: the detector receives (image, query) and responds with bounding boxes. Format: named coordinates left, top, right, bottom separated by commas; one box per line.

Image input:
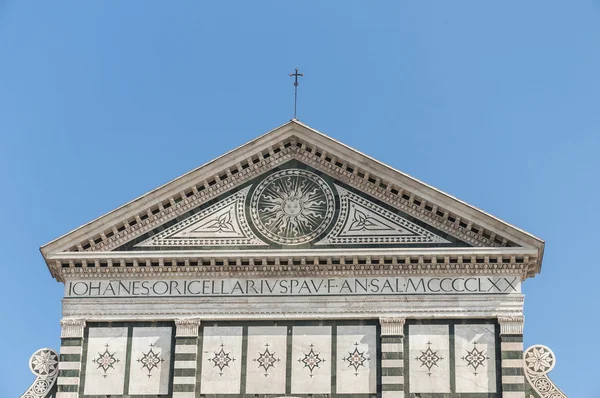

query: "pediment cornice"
left=41, top=120, right=544, bottom=280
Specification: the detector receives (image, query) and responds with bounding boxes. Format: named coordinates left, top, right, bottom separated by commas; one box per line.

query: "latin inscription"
left=65, top=276, right=520, bottom=298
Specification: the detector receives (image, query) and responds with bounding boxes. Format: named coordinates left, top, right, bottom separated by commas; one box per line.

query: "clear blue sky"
left=1, top=1, right=598, bottom=396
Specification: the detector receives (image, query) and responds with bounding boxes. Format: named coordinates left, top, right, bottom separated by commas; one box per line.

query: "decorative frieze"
left=60, top=318, right=86, bottom=338
left=175, top=318, right=201, bottom=337
left=499, top=316, right=525, bottom=335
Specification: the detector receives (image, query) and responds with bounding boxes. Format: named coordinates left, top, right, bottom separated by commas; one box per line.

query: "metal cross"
left=289, top=68, right=304, bottom=119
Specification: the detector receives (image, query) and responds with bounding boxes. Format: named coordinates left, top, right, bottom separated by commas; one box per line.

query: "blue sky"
left=1, top=1, right=599, bottom=396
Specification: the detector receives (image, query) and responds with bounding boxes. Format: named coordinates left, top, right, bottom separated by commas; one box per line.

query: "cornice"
left=47, top=248, right=537, bottom=282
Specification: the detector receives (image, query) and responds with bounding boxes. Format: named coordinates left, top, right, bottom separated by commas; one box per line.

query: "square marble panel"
left=336, top=325, right=377, bottom=394
left=408, top=324, right=450, bottom=393
left=128, top=327, right=172, bottom=395
left=200, top=326, right=243, bottom=394
left=83, top=327, right=128, bottom=396
left=455, top=324, right=497, bottom=392
left=245, top=326, right=287, bottom=394
left=291, top=326, right=332, bottom=394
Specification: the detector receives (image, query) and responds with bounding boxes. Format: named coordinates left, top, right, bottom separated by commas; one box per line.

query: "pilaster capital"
left=175, top=318, right=202, bottom=337
left=498, top=316, right=524, bottom=335
left=60, top=318, right=86, bottom=338
left=379, top=317, right=405, bottom=337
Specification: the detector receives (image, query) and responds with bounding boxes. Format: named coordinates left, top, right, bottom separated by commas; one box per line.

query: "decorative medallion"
left=136, top=186, right=266, bottom=247
left=343, top=342, right=369, bottom=376
left=523, top=345, right=566, bottom=398
left=461, top=343, right=489, bottom=376
left=298, top=343, right=325, bottom=377
left=210, top=344, right=236, bottom=376
left=29, top=349, right=59, bottom=378
left=416, top=341, right=443, bottom=376
left=318, top=186, right=449, bottom=245
left=525, top=345, right=554, bottom=374
left=92, top=344, right=120, bottom=378
left=250, top=169, right=335, bottom=245
left=137, top=343, right=164, bottom=377
left=253, top=343, right=281, bottom=377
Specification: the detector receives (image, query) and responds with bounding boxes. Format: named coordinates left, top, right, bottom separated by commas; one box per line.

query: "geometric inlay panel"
left=291, top=326, right=332, bottom=394
left=245, top=326, right=287, bottom=394
left=128, top=327, right=172, bottom=395
left=318, top=186, right=449, bottom=245
left=336, top=325, right=376, bottom=394
left=454, top=324, right=496, bottom=393
left=136, top=186, right=266, bottom=247
left=200, top=326, right=243, bottom=394
left=408, top=324, right=451, bottom=393
left=83, top=327, right=128, bottom=396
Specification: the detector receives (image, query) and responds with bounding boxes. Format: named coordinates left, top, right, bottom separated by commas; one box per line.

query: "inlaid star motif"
left=343, top=343, right=369, bottom=376
left=525, top=346, right=554, bottom=373
left=416, top=342, right=443, bottom=376
left=31, top=350, right=58, bottom=376
left=298, top=344, right=324, bottom=376
left=210, top=344, right=235, bottom=376
left=253, top=343, right=280, bottom=377
left=462, top=343, right=489, bottom=376
left=137, top=343, right=164, bottom=377
left=93, top=344, right=120, bottom=377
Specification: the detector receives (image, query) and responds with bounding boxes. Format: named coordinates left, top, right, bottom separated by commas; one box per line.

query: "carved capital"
left=379, top=317, right=405, bottom=336
left=60, top=318, right=86, bottom=338
left=498, top=316, right=524, bottom=335
left=175, top=318, right=202, bottom=337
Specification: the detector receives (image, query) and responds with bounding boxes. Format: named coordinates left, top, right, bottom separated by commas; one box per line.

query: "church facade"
left=22, top=120, right=566, bottom=398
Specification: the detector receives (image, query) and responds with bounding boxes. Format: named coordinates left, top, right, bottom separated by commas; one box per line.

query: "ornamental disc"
left=250, top=169, right=335, bottom=245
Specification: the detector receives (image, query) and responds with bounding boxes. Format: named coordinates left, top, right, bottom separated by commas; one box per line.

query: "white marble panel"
left=408, top=324, right=450, bottom=393
left=336, top=325, right=377, bottom=394
left=200, top=326, right=243, bottom=394
left=128, top=327, right=172, bottom=395
left=291, top=326, right=332, bottom=394
left=83, top=327, right=128, bottom=396
left=455, top=324, right=497, bottom=392
left=245, top=326, right=288, bottom=394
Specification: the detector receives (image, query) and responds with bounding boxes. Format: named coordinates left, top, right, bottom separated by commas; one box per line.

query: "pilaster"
left=173, top=318, right=201, bottom=398
left=379, top=317, right=405, bottom=398
left=56, top=318, right=86, bottom=398
left=498, top=316, right=525, bottom=398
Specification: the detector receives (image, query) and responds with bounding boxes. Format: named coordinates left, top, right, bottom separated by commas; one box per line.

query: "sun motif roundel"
left=250, top=169, right=336, bottom=245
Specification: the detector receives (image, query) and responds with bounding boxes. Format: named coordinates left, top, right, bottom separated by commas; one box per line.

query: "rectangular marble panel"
left=408, top=324, right=450, bottom=393
left=336, top=325, right=377, bottom=394
left=128, top=327, right=172, bottom=395
left=200, top=326, right=243, bottom=394
left=245, top=326, right=288, bottom=394
left=83, top=327, right=128, bottom=396
left=455, top=324, right=497, bottom=392
left=291, top=326, right=332, bottom=394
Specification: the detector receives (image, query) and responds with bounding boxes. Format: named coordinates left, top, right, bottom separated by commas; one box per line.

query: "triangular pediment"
left=41, top=119, right=544, bottom=278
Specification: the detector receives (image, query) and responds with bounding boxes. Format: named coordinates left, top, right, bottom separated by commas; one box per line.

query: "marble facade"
left=21, top=120, right=567, bottom=398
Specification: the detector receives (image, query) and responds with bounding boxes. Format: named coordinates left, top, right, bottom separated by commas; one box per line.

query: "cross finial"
left=289, top=68, right=304, bottom=120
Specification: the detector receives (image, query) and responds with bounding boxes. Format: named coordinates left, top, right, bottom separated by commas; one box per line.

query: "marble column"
left=499, top=316, right=525, bottom=398
left=173, top=318, right=201, bottom=398
left=379, top=317, right=405, bottom=398
left=56, top=318, right=86, bottom=398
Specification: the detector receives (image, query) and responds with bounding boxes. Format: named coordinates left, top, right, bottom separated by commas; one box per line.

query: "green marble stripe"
left=174, top=368, right=196, bottom=377
left=57, top=385, right=78, bottom=392
left=173, top=383, right=195, bottom=392
left=381, top=336, right=403, bottom=344
left=175, top=353, right=197, bottom=361
left=60, top=338, right=83, bottom=346
left=176, top=337, right=198, bottom=345
left=59, top=354, right=80, bottom=362
left=502, top=367, right=524, bottom=376
left=381, top=367, right=403, bottom=376
left=382, top=352, right=402, bottom=360
left=501, top=335, right=524, bottom=342
left=58, top=369, right=79, bottom=377
left=502, top=351, right=524, bottom=359
left=503, top=383, right=526, bottom=391
left=381, top=384, right=404, bottom=391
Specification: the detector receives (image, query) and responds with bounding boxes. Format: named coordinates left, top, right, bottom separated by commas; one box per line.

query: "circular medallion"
left=524, top=345, right=555, bottom=375
left=250, top=169, right=335, bottom=245
left=29, top=348, right=59, bottom=378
